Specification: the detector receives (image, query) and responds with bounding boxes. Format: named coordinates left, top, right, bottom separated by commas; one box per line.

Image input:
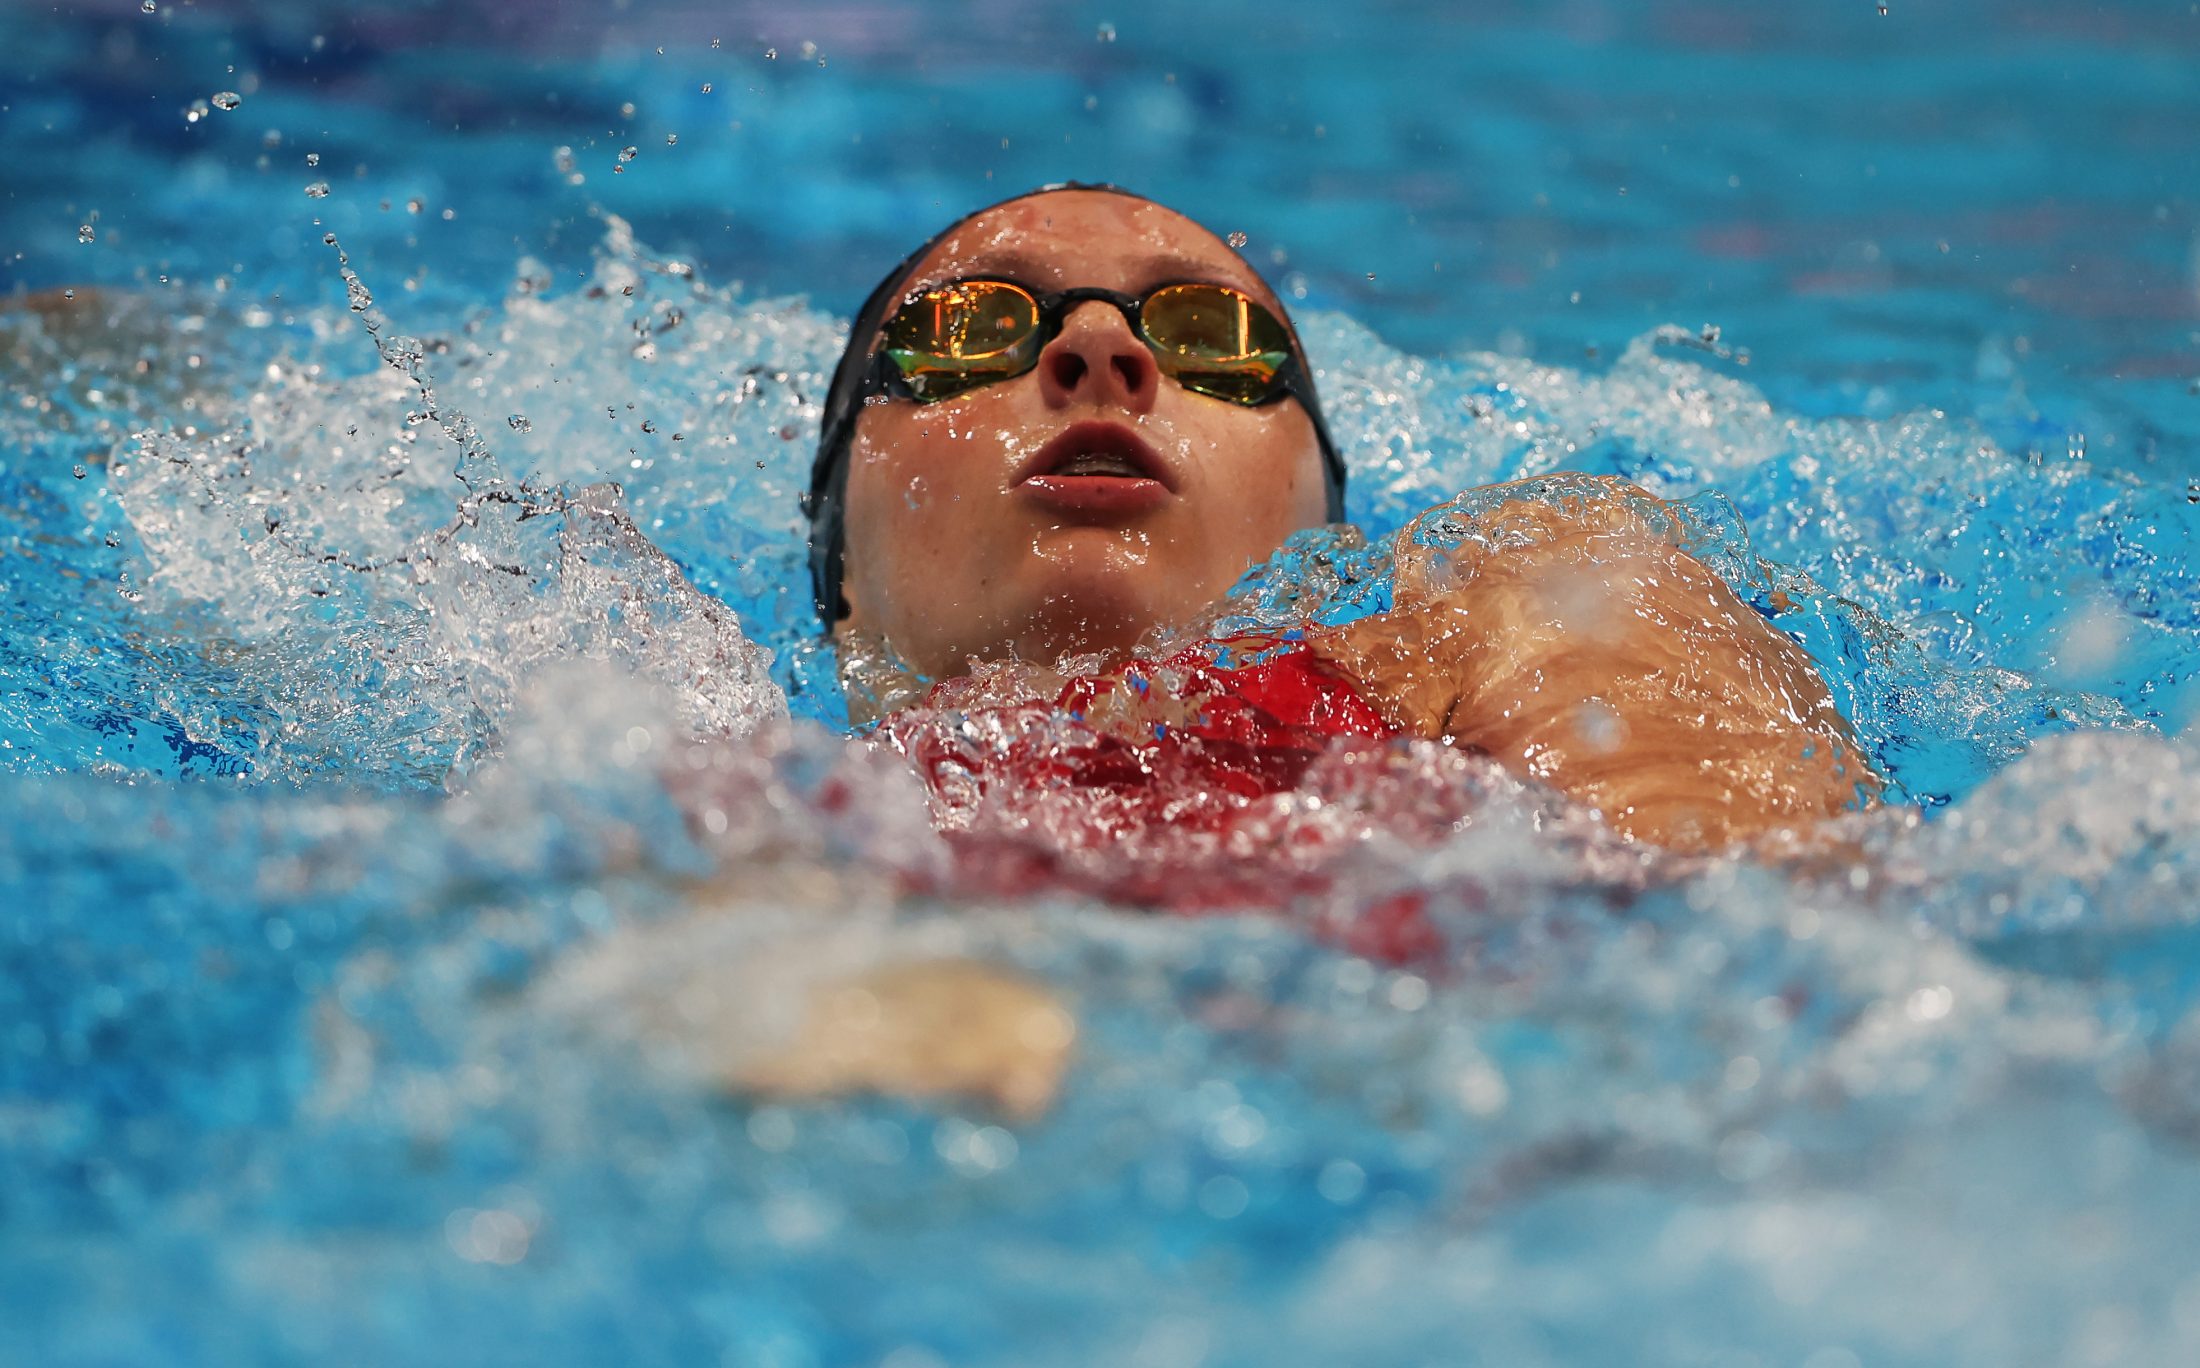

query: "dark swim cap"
left=800, top=182, right=1348, bottom=627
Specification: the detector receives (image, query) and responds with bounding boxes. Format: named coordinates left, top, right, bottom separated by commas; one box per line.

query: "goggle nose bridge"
left=1029, top=287, right=1164, bottom=361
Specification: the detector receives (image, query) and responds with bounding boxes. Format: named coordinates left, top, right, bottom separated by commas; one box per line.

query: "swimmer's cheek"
left=722, top=959, right=1077, bottom=1123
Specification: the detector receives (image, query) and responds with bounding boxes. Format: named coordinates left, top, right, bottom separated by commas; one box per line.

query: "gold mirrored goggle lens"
left=1139, top=284, right=1293, bottom=404
left=881, top=280, right=1042, bottom=403
left=879, top=280, right=1295, bottom=406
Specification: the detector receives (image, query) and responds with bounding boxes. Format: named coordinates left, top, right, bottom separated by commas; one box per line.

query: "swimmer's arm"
left=726, top=959, right=1076, bottom=1122
left=1319, top=476, right=1878, bottom=852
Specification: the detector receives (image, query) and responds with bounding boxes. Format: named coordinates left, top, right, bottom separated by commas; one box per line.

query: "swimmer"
left=807, top=182, right=1876, bottom=851
left=733, top=183, right=1879, bottom=1114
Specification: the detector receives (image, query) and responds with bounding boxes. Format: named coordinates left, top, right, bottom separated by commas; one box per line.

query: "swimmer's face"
left=836, top=190, right=1330, bottom=679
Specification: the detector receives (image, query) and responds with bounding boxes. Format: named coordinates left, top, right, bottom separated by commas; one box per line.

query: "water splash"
left=3, top=218, right=2199, bottom=1366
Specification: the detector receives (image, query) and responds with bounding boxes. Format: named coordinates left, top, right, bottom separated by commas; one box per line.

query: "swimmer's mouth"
left=1017, top=422, right=1176, bottom=516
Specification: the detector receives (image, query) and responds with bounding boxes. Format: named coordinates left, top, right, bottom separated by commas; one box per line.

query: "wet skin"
left=835, top=190, right=1330, bottom=680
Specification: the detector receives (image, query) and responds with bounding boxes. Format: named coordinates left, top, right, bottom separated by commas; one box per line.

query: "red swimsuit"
left=886, top=641, right=1397, bottom=825
left=866, top=641, right=1628, bottom=967
left=877, top=641, right=1442, bottom=952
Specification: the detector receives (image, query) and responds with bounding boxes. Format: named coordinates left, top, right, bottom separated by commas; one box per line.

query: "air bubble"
left=618, top=146, right=639, bottom=164
left=1226, top=231, right=1248, bottom=249
left=306, top=152, right=321, bottom=167
left=77, top=224, right=95, bottom=244
left=1096, top=21, right=1118, bottom=41
left=407, top=198, right=423, bottom=214
left=764, top=47, right=777, bottom=59
left=304, top=181, right=330, bottom=198
left=211, top=91, right=241, bottom=111
left=641, top=420, right=658, bottom=434
left=507, top=415, right=532, bottom=433
left=665, top=133, right=679, bottom=146
left=701, top=82, right=713, bottom=94
left=72, top=465, right=88, bottom=480
left=140, top=0, right=154, bottom=11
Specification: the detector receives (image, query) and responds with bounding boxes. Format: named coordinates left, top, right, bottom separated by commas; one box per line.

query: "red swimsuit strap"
left=1127, top=640, right=1395, bottom=748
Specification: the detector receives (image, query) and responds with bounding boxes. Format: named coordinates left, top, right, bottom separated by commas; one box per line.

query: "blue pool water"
left=3, top=2, right=2199, bottom=1364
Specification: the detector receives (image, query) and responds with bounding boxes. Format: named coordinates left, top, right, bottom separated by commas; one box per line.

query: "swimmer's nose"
left=1037, top=302, right=1160, bottom=413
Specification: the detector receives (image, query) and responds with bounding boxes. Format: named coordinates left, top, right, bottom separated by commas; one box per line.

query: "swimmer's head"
left=804, top=183, right=1345, bottom=679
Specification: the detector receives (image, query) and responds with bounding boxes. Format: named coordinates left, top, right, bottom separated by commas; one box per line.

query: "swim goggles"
left=862, top=278, right=1319, bottom=409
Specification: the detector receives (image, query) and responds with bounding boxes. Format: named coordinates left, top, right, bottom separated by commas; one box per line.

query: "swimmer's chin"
left=835, top=593, right=1195, bottom=722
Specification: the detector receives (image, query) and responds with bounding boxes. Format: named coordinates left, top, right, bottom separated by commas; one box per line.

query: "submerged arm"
left=1320, top=476, right=1878, bottom=852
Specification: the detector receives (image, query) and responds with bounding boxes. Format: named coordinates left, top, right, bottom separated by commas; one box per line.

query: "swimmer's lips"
left=1016, top=421, right=1174, bottom=517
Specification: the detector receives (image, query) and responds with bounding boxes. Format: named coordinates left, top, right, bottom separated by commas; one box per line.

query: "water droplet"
left=710, top=37, right=722, bottom=49
left=140, top=0, right=154, bottom=11
left=1367, top=272, right=1377, bottom=282
left=764, top=47, right=777, bottom=59
left=507, top=414, right=532, bottom=433
left=1700, top=323, right=1721, bottom=344
left=1096, top=20, right=1117, bottom=41
left=211, top=91, right=241, bottom=111
left=304, top=181, right=330, bottom=198
left=62, top=288, right=75, bottom=300
left=618, top=145, right=639, bottom=164
left=665, top=132, right=679, bottom=146
left=72, top=465, right=87, bottom=480
left=77, top=224, right=95, bottom=244
left=641, top=420, right=657, bottom=434
left=620, top=101, right=636, bottom=118
left=700, top=81, right=713, bottom=93
left=306, top=151, right=320, bottom=167
left=406, top=197, right=423, bottom=214
left=1878, top=2, right=1889, bottom=12
left=1226, top=230, right=1248, bottom=249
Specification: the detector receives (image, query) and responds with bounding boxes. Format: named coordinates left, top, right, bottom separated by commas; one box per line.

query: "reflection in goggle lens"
left=881, top=280, right=1294, bottom=406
